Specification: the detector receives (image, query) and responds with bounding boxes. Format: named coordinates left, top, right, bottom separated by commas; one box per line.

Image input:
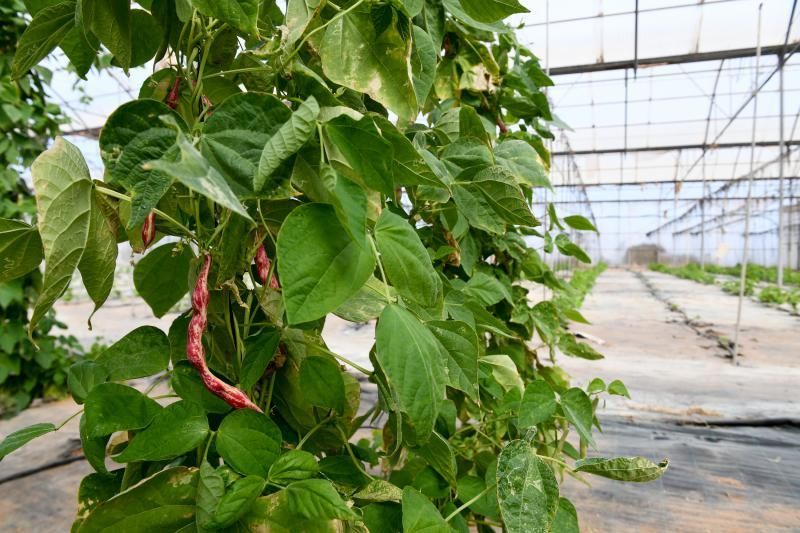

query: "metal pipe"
left=733, top=4, right=764, bottom=366
left=777, top=54, right=786, bottom=288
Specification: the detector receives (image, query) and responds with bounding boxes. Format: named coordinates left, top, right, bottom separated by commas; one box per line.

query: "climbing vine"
left=0, top=0, right=667, bottom=530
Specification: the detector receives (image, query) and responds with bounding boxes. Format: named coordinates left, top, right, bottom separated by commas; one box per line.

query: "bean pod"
left=141, top=211, right=156, bottom=250
left=255, top=244, right=280, bottom=290
left=188, top=254, right=262, bottom=412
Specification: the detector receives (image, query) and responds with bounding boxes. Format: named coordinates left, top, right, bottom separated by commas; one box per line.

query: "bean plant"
left=0, top=0, right=667, bottom=531
left=0, top=0, right=88, bottom=414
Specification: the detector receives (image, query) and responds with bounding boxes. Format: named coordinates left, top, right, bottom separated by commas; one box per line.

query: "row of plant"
left=704, top=262, right=800, bottom=287
left=0, top=0, right=96, bottom=416
left=650, top=263, right=800, bottom=313
left=648, top=263, right=715, bottom=285
left=0, top=1, right=666, bottom=531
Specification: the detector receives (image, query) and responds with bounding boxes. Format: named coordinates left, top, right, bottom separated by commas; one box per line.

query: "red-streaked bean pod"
left=187, top=254, right=262, bottom=412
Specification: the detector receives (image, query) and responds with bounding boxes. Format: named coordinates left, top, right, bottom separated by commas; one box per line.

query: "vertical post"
left=733, top=3, right=763, bottom=365
left=700, top=160, right=706, bottom=268
left=777, top=53, right=786, bottom=288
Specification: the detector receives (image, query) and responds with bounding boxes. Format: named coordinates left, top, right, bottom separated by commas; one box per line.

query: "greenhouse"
left=0, top=0, right=798, bottom=531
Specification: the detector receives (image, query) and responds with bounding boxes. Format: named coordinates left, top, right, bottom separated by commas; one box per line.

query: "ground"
left=0, top=268, right=798, bottom=531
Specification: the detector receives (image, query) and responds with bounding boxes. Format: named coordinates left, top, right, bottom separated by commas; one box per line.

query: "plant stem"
left=297, top=413, right=335, bottom=449
left=94, top=186, right=199, bottom=241
left=445, top=482, right=497, bottom=522
left=56, top=409, right=84, bottom=430
left=337, top=424, right=374, bottom=480
left=368, top=234, right=393, bottom=302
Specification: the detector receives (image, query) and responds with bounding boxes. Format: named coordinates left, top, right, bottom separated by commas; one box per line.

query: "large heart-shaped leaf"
left=497, top=439, right=559, bottom=533
left=320, top=6, right=417, bottom=121
left=133, top=243, right=194, bottom=317
left=375, top=305, right=447, bottom=443
left=277, top=203, right=375, bottom=325
left=29, top=137, right=93, bottom=334
left=94, top=326, right=171, bottom=381
left=99, top=99, right=187, bottom=227
left=77, top=467, right=199, bottom=532
left=374, top=210, right=442, bottom=308
left=114, top=401, right=209, bottom=462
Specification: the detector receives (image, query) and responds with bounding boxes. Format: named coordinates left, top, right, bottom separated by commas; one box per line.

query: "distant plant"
left=0, top=0, right=88, bottom=415
left=758, top=285, right=800, bottom=312
left=649, top=262, right=715, bottom=285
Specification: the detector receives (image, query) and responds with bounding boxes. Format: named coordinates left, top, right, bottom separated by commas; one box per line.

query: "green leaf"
left=216, top=410, right=282, bottom=477
left=463, top=271, right=512, bottom=306
left=456, top=0, right=527, bottom=23
left=401, top=486, right=450, bottom=532
left=29, top=137, right=93, bottom=335
left=286, top=0, right=318, bottom=44
left=277, top=203, right=375, bottom=325
left=325, top=169, right=370, bottom=247
left=60, top=26, right=100, bottom=78
left=320, top=6, right=417, bottom=121
left=441, top=0, right=508, bottom=32
left=372, top=116, right=445, bottom=189
left=129, top=9, right=161, bottom=67
left=84, top=383, right=163, bottom=437
left=363, top=502, right=402, bottom=533
left=467, top=166, right=538, bottom=227
left=78, top=191, right=118, bottom=318
left=99, top=99, right=187, bottom=228
left=480, top=354, right=523, bottom=392
left=268, top=450, right=319, bottom=484
left=519, top=380, right=556, bottom=427
left=67, top=361, right=109, bottom=404
left=333, top=276, right=393, bottom=323
left=255, top=96, right=320, bottom=193
left=240, top=327, right=281, bottom=390
left=210, top=475, right=266, bottom=528
left=558, top=334, right=604, bottom=360
left=114, top=400, right=209, bottom=463
left=324, top=115, right=394, bottom=195
left=191, top=0, right=259, bottom=34
left=607, top=379, right=631, bottom=398
left=573, top=457, right=669, bottom=482
left=563, top=215, right=598, bottom=233
left=196, top=461, right=225, bottom=530
left=81, top=0, right=132, bottom=68
left=283, top=479, right=358, bottom=521
left=426, top=320, right=479, bottom=401
left=554, top=234, right=591, bottom=264
left=411, top=25, right=437, bottom=105
left=560, top=387, right=595, bottom=447
left=77, top=467, right=198, bottom=532
left=170, top=361, right=232, bottom=414
left=11, top=1, right=75, bottom=79
left=299, top=356, right=346, bottom=414
left=147, top=136, right=252, bottom=221
left=414, top=431, right=457, bottom=486
left=374, top=210, right=442, bottom=308
left=353, top=479, right=403, bottom=503
left=376, top=305, right=447, bottom=443
left=552, top=497, right=580, bottom=533
left=457, top=475, right=500, bottom=519
left=0, top=219, right=43, bottom=284
left=497, top=440, right=559, bottom=533
left=79, top=415, right=109, bottom=474
left=94, top=326, right=171, bottom=381
left=0, top=423, right=56, bottom=461
left=201, top=92, right=292, bottom=195
left=495, top=139, right=551, bottom=189
left=133, top=243, right=194, bottom=317
left=587, top=378, right=606, bottom=394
